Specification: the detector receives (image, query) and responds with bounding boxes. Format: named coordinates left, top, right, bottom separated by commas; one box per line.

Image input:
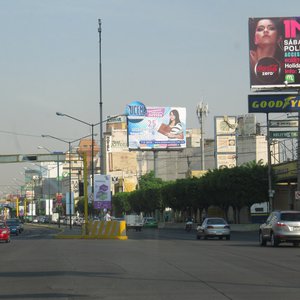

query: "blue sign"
left=248, top=94, right=300, bottom=113
left=126, top=101, right=147, bottom=117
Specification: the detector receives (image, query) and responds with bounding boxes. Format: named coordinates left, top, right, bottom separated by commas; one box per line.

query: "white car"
left=196, top=217, right=231, bottom=240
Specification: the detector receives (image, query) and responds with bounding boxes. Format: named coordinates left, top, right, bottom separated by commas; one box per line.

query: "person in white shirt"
left=104, top=210, right=112, bottom=221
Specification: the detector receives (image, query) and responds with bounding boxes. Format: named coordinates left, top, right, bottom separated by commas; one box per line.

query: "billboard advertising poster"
left=216, top=136, right=236, bottom=153
left=216, top=154, right=236, bottom=169
left=215, top=116, right=237, bottom=135
left=126, top=102, right=186, bottom=150
left=94, top=174, right=111, bottom=210
left=249, top=17, right=300, bottom=90
left=248, top=93, right=300, bottom=113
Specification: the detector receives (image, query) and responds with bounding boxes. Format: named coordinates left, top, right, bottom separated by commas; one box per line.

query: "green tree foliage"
left=112, top=162, right=269, bottom=222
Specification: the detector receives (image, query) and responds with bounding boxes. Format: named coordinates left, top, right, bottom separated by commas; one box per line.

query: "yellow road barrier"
left=85, top=220, right=128, bottom=240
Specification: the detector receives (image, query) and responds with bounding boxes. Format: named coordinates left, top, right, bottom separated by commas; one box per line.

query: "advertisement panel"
left=94, top=174, right=111, bottom=210
left=249, top=17, right=300, bottom=89
left=126, top=101, right=186, bottom=150
left=216, top=136, right=236, bottom=153
left=214, top=116, right=237, bottom=169
left=215, top=116, right=237, bottom=135
left=216, top=154, right=237, bottom=169
left=248, top=93, right=300, bottom=113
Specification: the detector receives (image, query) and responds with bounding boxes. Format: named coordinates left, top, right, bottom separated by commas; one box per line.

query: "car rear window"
left=207, top=218, right=226, bottom=224
left=281, top=213, right=300, bottom=221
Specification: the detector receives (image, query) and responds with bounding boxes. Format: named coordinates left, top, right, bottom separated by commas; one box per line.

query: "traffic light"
left=79, top=182, right=84, bottom=196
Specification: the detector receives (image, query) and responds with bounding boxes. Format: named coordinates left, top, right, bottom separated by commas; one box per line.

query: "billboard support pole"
left=266, top=113, right=273, bottom=212
left=153, top=150, right=158, bottom=178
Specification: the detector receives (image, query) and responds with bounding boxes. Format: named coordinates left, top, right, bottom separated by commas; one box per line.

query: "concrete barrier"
left=86, top=220, right=128, bottom=240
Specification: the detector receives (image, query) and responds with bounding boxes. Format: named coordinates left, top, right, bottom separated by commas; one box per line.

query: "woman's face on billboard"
left=254, top=19, right=278, bottom=46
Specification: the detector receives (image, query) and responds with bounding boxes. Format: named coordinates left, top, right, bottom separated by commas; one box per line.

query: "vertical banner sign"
left=66, top=192, right=74, bottom=215
left=249, top=17, right=300, bottom=89
left=214, top=116, right=237, bottom=169
left=94, top=174, right=111, bottom=209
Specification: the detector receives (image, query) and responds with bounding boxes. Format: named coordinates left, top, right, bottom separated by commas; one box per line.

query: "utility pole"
left=98, top=18, right=104, bottom=175
left=196, top=101, right=209, bottom=170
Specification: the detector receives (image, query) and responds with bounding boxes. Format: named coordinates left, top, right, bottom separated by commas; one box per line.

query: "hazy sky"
left=0, top=0, right=298, bottom=189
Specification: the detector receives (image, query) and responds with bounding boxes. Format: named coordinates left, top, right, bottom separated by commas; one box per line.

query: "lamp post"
left=37, top=146, right=62, bottom=206
left=32, top=163, right=53, bottom=222
left=98, top=18, right=103, bottom=175
left=56, top=112, right=126, bottom=190
left=56, top=112, right=97, bottom=195
left=42, top=133, right=95, bottom=229
left=196, top=101, right=209, bottom=170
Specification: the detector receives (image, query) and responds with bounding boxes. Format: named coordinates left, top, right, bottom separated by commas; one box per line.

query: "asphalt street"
left=0, top=224, right=299, bottom=300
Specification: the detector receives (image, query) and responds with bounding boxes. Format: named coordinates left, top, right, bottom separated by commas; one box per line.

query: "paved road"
left=1, top=224, right=299, bottom=300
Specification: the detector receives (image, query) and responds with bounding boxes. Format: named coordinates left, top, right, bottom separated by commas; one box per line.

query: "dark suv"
left=259, top=211, right=300, bottom=247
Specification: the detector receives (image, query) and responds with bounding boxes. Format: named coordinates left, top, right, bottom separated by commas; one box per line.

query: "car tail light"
left=207, top=226, right=214, bottom=229
left=276, top=222, right=287, bottom=227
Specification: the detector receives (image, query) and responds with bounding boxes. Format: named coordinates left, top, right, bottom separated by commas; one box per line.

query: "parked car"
left=196, top=217, right=231, bottom=240
left=143, top=217, right=158, bottom=228
left=0, top=222, right=10, bottom=243
left=6, top=219, right=21, bottom=235
left=259, top=210, right=300, bottom=247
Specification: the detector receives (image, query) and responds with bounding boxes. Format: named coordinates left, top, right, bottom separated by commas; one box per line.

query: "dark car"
left=259, top=210, right=300, bottom=247
left=6, top=219, right=22, bottom=235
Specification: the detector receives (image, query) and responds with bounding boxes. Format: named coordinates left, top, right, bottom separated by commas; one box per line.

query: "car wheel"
left=196, top=235, right=200, bottom=240
left=204, top=235, right=208, bottom=240
left=293, top=242, right=299, bottom=247
left=226, top=235, right=230, bottom=240
left=270, top=233, right=279, bottom=247
left=259, top=231, right=266, bottom=246
left=6, top=239, right=10, bottom=243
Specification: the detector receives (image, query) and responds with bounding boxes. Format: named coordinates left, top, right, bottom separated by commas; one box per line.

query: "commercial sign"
left=216, top=136, right=236, bottom=153
left=215, top=116, right=237, bottom=135
left=126, top=101, right=186, bottom=150
left=248, top=94, right=300, bottom=113
left=270, top=131, right=298, bottom=138
left=273, top=161, right=297, bottom=181
left=269, top=119, right=298, bottom=127
left=249, top=17, right=300, bottom=90
left=214, top=116, right=237, bottom=169
left=216, top=154, right=237, bottom=169
left=94, top=174, right=111, bottom=210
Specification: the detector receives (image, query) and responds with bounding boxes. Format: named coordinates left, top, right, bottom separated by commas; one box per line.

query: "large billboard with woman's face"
left=126, top=101, right=186, bottom=150
left=249, top=17, right=300, bottom=90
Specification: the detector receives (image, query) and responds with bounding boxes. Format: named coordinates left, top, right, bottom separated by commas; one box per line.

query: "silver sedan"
left=196, top=217, right=231, bottom=240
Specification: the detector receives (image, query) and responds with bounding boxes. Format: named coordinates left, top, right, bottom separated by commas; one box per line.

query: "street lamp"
left=56, top=112, right=126, bottom=190
left=196, top=101, right=209, bottom=170
left=42, top=133, right=95, bottom=229
left=37, top=146, right=62, bottom=205
left=56, top=112, right=98, bottom=195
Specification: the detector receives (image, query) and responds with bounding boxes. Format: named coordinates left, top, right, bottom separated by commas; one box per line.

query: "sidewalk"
left=158, top=222, right=260, bottom=231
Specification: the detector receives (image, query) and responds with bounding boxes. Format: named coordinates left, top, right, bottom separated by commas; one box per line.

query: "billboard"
left=249, top=17, right=300, bottom=90
left=248, top=93, right=300, bottom=113
left=215, top=116, right=237, bottom=169
left=94, top=174, right=111, bottom=210
left=126, top=101, right=186, bottom=150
